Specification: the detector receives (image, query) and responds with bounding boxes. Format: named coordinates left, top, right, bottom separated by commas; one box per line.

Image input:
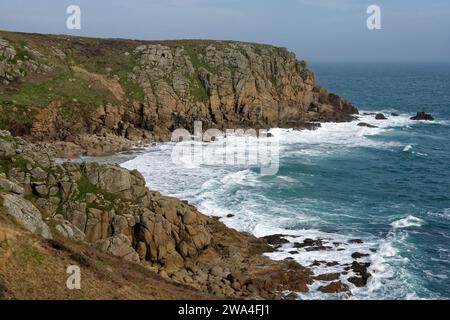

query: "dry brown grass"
left=0, top=215, right=212, bottom=300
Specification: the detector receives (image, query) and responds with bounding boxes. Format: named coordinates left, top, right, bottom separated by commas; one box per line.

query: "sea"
left=122, top=63, right=450, bottom=300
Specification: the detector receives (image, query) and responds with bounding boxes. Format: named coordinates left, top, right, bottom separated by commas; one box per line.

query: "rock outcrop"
left=1, top=192, right=52, bottom=239
left=0, top=130, right=313, bottom=299
left=411, top=112, right=434, bottom=121
left=0, top=30, right=358, bottom=157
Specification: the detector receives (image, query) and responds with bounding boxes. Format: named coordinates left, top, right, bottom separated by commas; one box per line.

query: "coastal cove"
left=121, top=63, right=450, bottom=299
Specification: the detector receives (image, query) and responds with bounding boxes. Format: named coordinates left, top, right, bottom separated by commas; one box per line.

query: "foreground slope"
left=0, top=213, right=211, bottom=300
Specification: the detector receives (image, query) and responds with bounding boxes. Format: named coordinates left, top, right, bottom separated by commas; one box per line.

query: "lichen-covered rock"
left=55, top=219, right=85, bottom=241
left=83, top=163, right=146, bottom=200
left=0, top=176, right=24, bottom=194
left=93, top=234, right=139, bottom=263
left=1, top=193, right=52, bottom=239
left=0, top=138, right=16, bottom=160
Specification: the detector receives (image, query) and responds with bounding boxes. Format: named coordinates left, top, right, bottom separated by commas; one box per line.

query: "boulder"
left=33, top=184, right=49, bottom=196
left=349, top=261, right=372, bottom=287
left=30, top=167, right=48, bottom=180
left=0, top=177, right=24, bottom=195
left=314, top=273, right=341, bottom=282
left=318, top=281, right=350, bottom=294
left=262, top=234, right=290, bottom=247
left=348, top=276, right=369, bottom=287
left=411, top=112, right=434, bottom=121
left=375, top=113, right=387, bottom=120
left=0, top=139, right=16, bottom=160
left=1, top=193, right=52, bottom=239
left=93, top=234, right=140, bottom=263
left=83, top=163, right=146, bottom=200
left=84, top=163, right=131, bottom=193
left=55, top=220, right=86, bottom=241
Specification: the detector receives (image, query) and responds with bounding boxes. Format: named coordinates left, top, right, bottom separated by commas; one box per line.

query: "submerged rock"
left=357, top=122, right=378, bottom=128
left=349, top=239, right=364, bottom=244
left=351, top=252, right=370, bottom=259
left=375, top=113, right=387, bottom=120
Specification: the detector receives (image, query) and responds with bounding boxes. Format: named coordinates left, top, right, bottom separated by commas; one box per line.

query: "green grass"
left=10, top=47, right=31, bottom=64
left=184, top=73, right=209, bottom=103
left=75, top=175, right=119, bottom=210
left=183, top=46, right=215, bottom=73
left=71, top=47, right=145, bottom=102
left=0, top=69, right=118, bottom=132
left=0, top=68, right=118, bottom=107
left=76, top=175, right=98, bottom=200
left=0, top=156, right=31, bottom=175
left=121, top=78, right=145, bottom=101
left=12, top=156, right=30, bottom=171
left=17, top=244, right=45, bottom=265
left=0, top=82, right=59, bottom=106
left=0, top=135, right=15, bottom=143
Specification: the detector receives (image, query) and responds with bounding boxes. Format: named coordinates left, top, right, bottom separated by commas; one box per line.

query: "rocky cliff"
left=0, top=131, right=315, bottom=299
left=0, top=30, right=357, bottom=156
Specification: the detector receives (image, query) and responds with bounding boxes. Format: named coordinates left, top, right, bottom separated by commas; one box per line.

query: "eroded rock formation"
left=0, top=31, right=358, bottom=156
left=0, top=131, right=312, bottom=299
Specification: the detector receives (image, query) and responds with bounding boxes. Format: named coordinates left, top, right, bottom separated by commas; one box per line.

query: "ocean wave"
left=391, top=215, right=424, bottom=229
left=403, top=144, right=413, bottom=152
left=120, top=111, right=435, bottom=300
left=269, top=113, right=413, bottom=152
left=427, top=208, right=450, bottom=221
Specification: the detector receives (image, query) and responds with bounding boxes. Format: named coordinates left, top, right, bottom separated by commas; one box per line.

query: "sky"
left=1, top=0, right=449, bottom=62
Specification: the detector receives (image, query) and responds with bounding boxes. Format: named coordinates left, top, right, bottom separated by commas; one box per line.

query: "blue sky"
left=1, top=0, right=449, bottom=62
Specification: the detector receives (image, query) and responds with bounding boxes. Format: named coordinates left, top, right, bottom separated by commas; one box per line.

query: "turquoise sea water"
left=123, top=63, right=450, bottom=299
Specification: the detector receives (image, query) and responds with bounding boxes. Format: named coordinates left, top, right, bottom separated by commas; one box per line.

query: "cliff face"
left=0, top=31, right=357, bottom=155
left=0, top=131, right=313, bottom=299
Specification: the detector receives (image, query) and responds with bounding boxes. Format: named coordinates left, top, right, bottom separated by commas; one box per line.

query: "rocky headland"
left=1, top=30, right=357, bottom=157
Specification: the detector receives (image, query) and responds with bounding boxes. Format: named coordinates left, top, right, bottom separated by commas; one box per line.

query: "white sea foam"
left=391, top=215, right=424, bottom=229
left=427, top=208, right=450, bottom=221
left=121, top=110, right=428, bottom=300
left=403, top=145, right=413, bottom=152
left=268, top=112, right=413, bottom=153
